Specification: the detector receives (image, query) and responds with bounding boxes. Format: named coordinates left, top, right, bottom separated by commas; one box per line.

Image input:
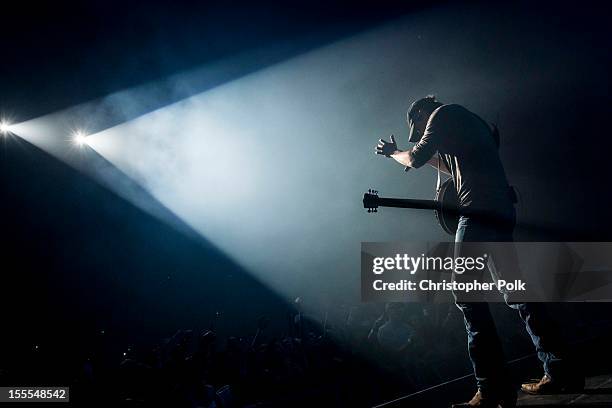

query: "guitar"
left=363, top=178, right=460, bottom=235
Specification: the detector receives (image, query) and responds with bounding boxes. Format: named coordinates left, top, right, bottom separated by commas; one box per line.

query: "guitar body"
left=434, top=178, right=459, bottom=235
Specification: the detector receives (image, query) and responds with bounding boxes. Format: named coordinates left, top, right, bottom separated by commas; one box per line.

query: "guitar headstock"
left=363, top=189, right=379, bottom=213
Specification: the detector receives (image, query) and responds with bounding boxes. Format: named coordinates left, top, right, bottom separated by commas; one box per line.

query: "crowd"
left=1, top=302, right=474, bottom=407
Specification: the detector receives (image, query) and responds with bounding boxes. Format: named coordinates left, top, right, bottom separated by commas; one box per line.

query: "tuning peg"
left=368, top=189, right=372, bottom=193
left=373, top=208, right=378, bottom=213
left=374, top=190, right=378, bottom=194
left=367, top=208, right=372, bottom=213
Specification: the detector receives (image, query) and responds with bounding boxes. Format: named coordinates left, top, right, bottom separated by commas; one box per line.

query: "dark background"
left=0, top=0, right=448, bottom=375
left=0, top=0, right=445, bottom=349
left=1, top=0, right=611, bottom=405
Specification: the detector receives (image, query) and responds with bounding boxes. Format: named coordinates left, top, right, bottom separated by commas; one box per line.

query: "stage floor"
left=374, top=373, right=612, bottom=407
left=517, top=374, right=612, bottom=407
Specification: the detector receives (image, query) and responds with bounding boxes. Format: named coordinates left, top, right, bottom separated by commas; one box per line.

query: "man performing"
left=374, top=96, right=583, bottom=407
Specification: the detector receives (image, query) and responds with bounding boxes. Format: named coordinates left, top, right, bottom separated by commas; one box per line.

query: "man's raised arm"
left=375, top=105, right=450, bottom=173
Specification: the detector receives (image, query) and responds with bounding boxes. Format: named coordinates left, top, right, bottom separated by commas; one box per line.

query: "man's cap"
left=407, top=95, right=440, bottom=143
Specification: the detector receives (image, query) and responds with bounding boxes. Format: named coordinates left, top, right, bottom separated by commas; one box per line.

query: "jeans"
left=454, top=214, right=568, bottom=393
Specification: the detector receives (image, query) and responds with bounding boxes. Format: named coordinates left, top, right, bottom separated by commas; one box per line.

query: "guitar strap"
left=436, top=152, right=442, bottom=192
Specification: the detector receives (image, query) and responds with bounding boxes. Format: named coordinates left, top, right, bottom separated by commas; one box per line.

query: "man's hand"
left=375, top=135, right=399, bottom=157
left=375, top=135, right=413, bottom=172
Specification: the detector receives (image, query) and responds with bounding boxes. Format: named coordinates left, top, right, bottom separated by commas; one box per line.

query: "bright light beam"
left=85, top=17, right=451, bottom=308
left=72, top=130, right=89, bottom=146
left=0, top=120, right=12, bottom=134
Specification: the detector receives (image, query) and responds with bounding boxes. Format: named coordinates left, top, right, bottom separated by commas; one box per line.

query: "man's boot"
left=521, top=374, right=585, bottom=395
left=451, top=389, right=517, bottom=408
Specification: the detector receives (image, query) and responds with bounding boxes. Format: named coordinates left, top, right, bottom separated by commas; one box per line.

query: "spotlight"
left=72, top=130, right=89, bottom=146
left=0, top=121, right=11, bottom=134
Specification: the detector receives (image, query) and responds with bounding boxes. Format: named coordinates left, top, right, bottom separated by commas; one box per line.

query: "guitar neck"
left=375, top=197, right=462, bottom=215
left=376, top=197, right=440, bottom=211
